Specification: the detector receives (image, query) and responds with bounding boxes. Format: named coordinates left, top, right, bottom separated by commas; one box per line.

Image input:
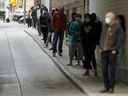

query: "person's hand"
left=112, top=50, right=116, bottom=54
left=99, top=48, right=103, bottom=53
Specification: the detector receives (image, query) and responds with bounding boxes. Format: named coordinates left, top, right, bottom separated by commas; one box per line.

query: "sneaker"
left=58, top=53, right=62, bottom=56
left=83, top=70, right=90, bottom=76
left=109, top=88, right=114, bottom=93
left=53, top=53, right=56, bottom=57
left=49, top=48, right=53, bottom=50
left=94, top=71, right=98, bottom=77
left=67, top=64, right=73, bottom=66
left=100, top=88, right=109, bottom=93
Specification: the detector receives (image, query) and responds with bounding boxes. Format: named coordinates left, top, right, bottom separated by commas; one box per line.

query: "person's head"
left=60, top=7, right=64, bottom=12
left=105, top=12, right=117, bottom=25
left=75, top=14, right=82, bottom=21
left=54, top=8, right=59, bottom=14
left=117, top=15, right=126, bottom=32
left=52, top=8, right=56, bottom=15
left=71, top=12, right=77, bottom=21
left=91, top=13, right=97, bottom=21
left=84, top=13, right=91, bottom=23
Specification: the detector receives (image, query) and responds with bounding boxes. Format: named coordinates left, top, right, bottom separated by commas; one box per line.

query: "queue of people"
left=26, top=5, right=125, bottom=94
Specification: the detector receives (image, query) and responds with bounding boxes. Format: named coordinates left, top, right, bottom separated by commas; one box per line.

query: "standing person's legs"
left=32, top=17, right=34, bottom=28
left=37, top=21, right=41, bottom=36
left=46, top=32, right=52, bottom=47
left=58, top=30, right=64, bottom=56
left=52, top=32, right=59, bottom=56
left=68, top=44, right=76, bottom=66
left=30, top=18, right=32, bottom=27
left=27, top=19, right=30, bottom=27
left=43, top=27, right=48, bottom=44
left=84, top=47, right=92, bottom=76
left=108, top=53, right=117, bottom=92
left=33, top=17, right=37, bottom=28
left=76, top=43, right=83, bottom=65
left=91, top=45, right=97, bottom=76
left=101, top=52, right=109, bottom=90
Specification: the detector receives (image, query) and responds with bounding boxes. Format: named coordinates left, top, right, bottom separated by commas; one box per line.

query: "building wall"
left=26, top=0, right=34, bottom=10
left=90, top=0, right=128, bottom=84
left=0, top=0, right=4, bottom=10
left=41, top=0, right=50, bottom=10
left=51, top=0, right=85, bottom=19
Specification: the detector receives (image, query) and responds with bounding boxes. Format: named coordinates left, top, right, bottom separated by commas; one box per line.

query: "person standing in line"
left=88, top=13, right=102, bottom=76
left=80, top=13, right=93, bottom=76
left=52, top=7, right=67, bottom=57
left=31, top=6, right=37, bottom=28
left=37, top=5, right=41, bottom=36
left=100, top=12, right=123, bottom=93
left=67, top=13, right=81, bottom=66
left=40, top=6, right=51, bottom=47
left=27, top=10, right=32, bottom=28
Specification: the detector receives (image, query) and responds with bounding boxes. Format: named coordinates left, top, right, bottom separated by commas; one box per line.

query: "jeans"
left=101, top=51, right=117, bottom=89
left=52, top=31, right=64, bottom=54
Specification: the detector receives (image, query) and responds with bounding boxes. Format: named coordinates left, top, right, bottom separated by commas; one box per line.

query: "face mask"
left=105, top=17, right=112, bottom=24
left=42, top=10, right=46, bottom=14
left=76, top=17, right=80, bottom=21
left=85, top=18, right=90, bottom=22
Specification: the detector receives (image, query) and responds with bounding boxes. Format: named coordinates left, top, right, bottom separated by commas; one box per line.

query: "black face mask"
left=85, top=18, right=90, bottom=22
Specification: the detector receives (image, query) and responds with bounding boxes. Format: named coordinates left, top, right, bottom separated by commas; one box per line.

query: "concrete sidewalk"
left=24, top=27, right=128, bottom=96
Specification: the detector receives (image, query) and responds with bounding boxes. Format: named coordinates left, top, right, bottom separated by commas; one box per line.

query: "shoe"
left=46, top=44, right=48, bottom=47
left=83, top=70, right=90, bottom=76
left=53, top=53, right=56, bottom=57
left=67, top=64, right=73, bottom=66
left=109, top=88, right=114, bottom=93
left=100, top=88, right=109, bottom=93
left=94, top=71, right=98, bottom=77
left=49, top=48, right=53, bottom=50
left=58, top=53, right=62, bottom=56
left=75, top=64, right=80, bottom=67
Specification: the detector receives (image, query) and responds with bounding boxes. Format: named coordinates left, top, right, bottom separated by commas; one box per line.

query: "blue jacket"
left=68, top=21, right=80, bottom=45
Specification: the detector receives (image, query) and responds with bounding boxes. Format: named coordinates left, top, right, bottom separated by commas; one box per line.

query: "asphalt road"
left=0, top=22, right=85, bottom=96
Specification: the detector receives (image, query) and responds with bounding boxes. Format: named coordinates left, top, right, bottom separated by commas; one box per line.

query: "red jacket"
left=52, top=11, right=67, bottom=32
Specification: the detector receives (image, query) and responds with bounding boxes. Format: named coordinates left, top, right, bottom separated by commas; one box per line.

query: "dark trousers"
left=32, top=17, right=37, bottom=28
left=41, top=26, right=48, bottom=44
left=101, top=51, right=117, bottom=89
left=52, top=31, right=64, bottom=53
left=37, top=21, right=41, bottom=36
left=83, top=44, right=97, bottom=70
left=27, top=18, right=32, bottom=28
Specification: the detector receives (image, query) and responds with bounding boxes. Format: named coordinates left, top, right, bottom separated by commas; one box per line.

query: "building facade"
left=51, top=0, right=86, bottom=19
left=0, top=0, right=4, bottom=10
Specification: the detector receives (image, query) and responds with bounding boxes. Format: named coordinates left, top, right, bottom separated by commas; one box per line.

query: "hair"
left=84, top=13, right=90, bottom=19
left=71, top=12, right=77, bottom=19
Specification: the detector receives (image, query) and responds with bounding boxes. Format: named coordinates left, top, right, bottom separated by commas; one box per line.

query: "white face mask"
left=105, top=17, right=112, bottom=24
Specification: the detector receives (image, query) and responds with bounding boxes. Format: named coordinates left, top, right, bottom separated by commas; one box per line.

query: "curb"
left=24, top=29, right=88, bottom=95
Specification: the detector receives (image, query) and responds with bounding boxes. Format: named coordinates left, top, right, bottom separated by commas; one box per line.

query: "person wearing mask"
left=40, top=6, right=51, bottom=47
left=87, top=13, right=102, bottom=76
left=80, top=14, right=93, bottom=76
left=100, top=12, right=123, bottom=93
left=37, top=5, right=41, bottom=36
left=31, top=6, right=37, bottom=28
left=27, top=10, right=32, bottom=28
left=52, top=7, right=67, bottom=57
left=67, top=13, right=81, bottom=66
left=115, top=15, right=126, bottom=82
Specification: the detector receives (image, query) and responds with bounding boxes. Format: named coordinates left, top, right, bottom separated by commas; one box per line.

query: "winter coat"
left=52, top=11, right=67, bottom=32
left=68, top=20, right=81, bottom=45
